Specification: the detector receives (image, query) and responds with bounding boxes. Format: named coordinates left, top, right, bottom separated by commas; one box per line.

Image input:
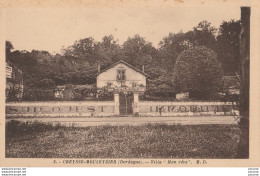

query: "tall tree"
left=191, top=20, right=217, bottom=50
left=98, top=35, right=124, bottom=67
left=61, top=37, right=97, bottom=65
left=158, top=21, right=217, bottom=72
left=158, top=32, right=189, bottom=72
left=122, top=34, right=157, bottom=67
left=217, top=20, right=241, bottom=74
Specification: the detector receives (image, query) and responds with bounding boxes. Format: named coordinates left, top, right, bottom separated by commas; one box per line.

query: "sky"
left=4, top=7, right=240, bottom=54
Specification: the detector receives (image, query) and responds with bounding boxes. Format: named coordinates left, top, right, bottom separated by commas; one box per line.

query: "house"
left=97, top=60, right=148, bottom=92
left=54, top=60, right=148, bottom=115
left=97, top=60, right=148, bottom=115
left=6, top=61, right=24, bottom=101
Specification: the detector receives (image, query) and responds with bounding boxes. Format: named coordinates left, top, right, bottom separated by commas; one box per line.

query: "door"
left=119, top=92, right=133, bottom=115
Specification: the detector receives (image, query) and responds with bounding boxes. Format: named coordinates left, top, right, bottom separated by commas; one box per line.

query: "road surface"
left=6, top=116, right=239, bottom=127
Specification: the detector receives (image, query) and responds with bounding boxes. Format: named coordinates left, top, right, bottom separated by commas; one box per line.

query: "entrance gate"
left=119, top=92, right=134, bottom=115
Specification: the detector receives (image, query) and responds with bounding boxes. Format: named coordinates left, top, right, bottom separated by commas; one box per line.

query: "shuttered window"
left=117, top=69, right=126, bottom=81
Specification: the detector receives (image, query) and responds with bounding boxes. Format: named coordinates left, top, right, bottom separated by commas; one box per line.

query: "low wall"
left=6, top=101, right=239, bottom=117
left=6, top=101, right=115, bottom=117
left=138, top=101, right=239, bottom=116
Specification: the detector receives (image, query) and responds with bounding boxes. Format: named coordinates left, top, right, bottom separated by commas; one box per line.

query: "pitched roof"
left=97, top=60, right=149, bottom=77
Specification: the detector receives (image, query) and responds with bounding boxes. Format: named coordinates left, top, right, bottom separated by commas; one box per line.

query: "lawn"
left=5, top=120, right=240, bottom=158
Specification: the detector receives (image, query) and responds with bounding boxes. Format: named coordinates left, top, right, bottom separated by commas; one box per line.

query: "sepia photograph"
left=1, top=0, right=259, bottom=168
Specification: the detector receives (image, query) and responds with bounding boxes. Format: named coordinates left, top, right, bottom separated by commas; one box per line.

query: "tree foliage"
left=173, top=46, right=223, bottom=99
left=6, top=41, right=14, bottom=57
left=5, top=19, right=240, bottom=101
left=216, top=20, right=241, bottom=73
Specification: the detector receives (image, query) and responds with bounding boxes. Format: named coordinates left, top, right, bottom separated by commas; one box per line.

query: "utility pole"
left=238, top=7, right=250, bottom=158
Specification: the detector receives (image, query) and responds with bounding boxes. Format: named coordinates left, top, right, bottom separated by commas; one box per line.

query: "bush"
left=73, top=87, right=97, bottom=101
left=23, top=87, right=55, bottom=101
left=96, top=89, right=114, bottom=101
left=6, top=86, right=23, bottom=102
left=37, top=78, right=55, bottom=89
left=173, top=46, right=223, bottom=100
left=21, top=86, right=113, bottom=101
left=140, top=87, right=176, bottom=101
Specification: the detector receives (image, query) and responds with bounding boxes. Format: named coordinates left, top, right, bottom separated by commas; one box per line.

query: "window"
left=132, top=82, right=137, bottom=87
left=117, top=69, right=126, bottom=81
left=107, top=82, right=112, bottom=87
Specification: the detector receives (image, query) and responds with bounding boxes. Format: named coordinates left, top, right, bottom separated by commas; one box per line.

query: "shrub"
left=96, top=89, right=114, bottom=101
left=6, top=86, right=23, bottom=102
left=37, top=78, right=55, bottom=89
left=140, top=87, right=176, bottom=101
left=173, top=46, right=223, bottom=100
left=23, top=87, right=55, bottom=101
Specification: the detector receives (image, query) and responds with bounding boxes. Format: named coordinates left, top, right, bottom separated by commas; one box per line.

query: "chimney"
left=142, top=65, right=145, bottom=73
left=97, top=62, right=100, bottom=73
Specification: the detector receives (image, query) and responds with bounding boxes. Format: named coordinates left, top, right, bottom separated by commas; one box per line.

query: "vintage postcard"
left=0, top=0, right=260, bottom=167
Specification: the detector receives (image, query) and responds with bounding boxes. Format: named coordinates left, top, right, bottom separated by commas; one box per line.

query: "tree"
left=216, top=20, right=241, bottom=73
left=98, top=35, right=124, bottom=65
left=122, top=34, right=157, bottom=67
left=158, top=21, right=217, bottom=72
left=191, top=21, right=217, bottom=50
left=31, top=50, right=53, bottom=63
left=158, top=32, right=189, bottom=72
left=6, top=41, right=14, bottom=58
left=7, top=50, right=38, bottom=73
left=173, top=46, right=223, bottom=99
left=195, top=20, right=217, bottom=33
left=61, top=37, right=97, bottom=65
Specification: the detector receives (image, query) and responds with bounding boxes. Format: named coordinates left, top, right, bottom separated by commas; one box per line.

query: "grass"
left=5, top=120, right=240, bottom=158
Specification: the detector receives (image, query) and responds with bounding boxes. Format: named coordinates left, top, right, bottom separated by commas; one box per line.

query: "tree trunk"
left=237, top=7, right=250, bottom=158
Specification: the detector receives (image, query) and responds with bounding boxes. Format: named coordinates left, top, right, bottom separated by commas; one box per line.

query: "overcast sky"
left=5, top=7, right=240, bottom=54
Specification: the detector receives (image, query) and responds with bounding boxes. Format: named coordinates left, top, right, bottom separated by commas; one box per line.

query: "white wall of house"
left=97, top=63, right=146, bottom=88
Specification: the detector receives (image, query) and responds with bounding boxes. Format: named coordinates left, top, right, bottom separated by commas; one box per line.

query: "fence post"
left=114, top=93, right=120, bottom=116
left=133, top=93, right=139, bottom=116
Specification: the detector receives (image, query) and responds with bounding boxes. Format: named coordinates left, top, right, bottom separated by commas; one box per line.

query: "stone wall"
left=6, top=101, right=239, bottom=117
left=6, top=101, right=115, bottom=117
left=138, top=101, right=239, bottom=116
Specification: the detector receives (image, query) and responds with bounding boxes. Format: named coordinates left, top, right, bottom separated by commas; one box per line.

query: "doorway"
left=119, top=92, right=133, bottom=116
